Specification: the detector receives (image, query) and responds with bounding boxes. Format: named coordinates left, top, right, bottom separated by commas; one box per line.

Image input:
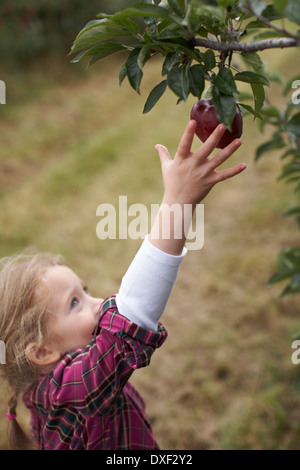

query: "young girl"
left=0, top=121, right=245, bottom=450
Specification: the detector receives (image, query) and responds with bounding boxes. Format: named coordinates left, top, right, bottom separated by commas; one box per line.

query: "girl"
left=0, top=121, right=245, bottom=450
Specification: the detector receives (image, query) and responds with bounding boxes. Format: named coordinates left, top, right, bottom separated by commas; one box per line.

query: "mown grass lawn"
left=0, top=47, right=299, bottom=449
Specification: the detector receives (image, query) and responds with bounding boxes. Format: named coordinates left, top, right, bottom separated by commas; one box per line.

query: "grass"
left=0, top=48, right=300, bottom=450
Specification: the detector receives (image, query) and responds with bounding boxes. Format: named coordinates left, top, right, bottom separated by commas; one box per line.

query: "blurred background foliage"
left=0, top=0, right=219, bottom=63
left=0, top=0, right=133, bottom=62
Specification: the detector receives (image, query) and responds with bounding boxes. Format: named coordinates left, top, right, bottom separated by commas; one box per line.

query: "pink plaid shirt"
left=23, top=295, right=168, bottom=450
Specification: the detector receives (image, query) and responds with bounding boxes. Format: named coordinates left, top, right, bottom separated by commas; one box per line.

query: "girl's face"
left=42, top=265, right=104, bottom=354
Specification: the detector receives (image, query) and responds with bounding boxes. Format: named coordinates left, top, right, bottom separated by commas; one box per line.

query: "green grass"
left=0, top=50, right=300, bottom=450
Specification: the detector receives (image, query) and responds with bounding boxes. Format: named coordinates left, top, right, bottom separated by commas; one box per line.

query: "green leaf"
left=269, top=247, right=300, bottom=291
left=143, top=80, right=167, bottom=113
left=262, top=3, right=284, bottom=19
left=268, top=267, right=298, bottom=285
left=212, top=67, right=237, bottom=96
left=113, top=3, right=170, bottom=20
left=167, top=65, right=183, bottom=99
left=255, top=137, right=285, bottom=161
left=274, top=0, right=288, bottom=14
left=71, top=42, right=126, bottom=65
left=212, top=87, right=237, bottom=130
left=184, top=0, right=193, bottom=26
left=194, top=5, right=225, bottom=34
left=280, top=149, right=299, bottom=160
left=286, top=112, right=300, bottom=137
left=168, top=0, right=185, bottom=18
left=74, top=19, right=110, bottom=40
left=119, top=63, right=127, bottom=86
left=149, top=35, right=202, bottom=62
left=280, top=284, right=300, bottom=297
left=181, top=65, right=190, bottom=101
left=253, top=30, right=287, bottom=39
left=278, top=161, right=300, bottom=180
left=217, top=0, right=239, bottom=7
left=238, top=102, right=263, bottom=119
left=137, top=46, right=151, bottom=70
left=168, top=43, right=203, bottom=62
left=251, top=83, right=265, bottom=113
left=70, top=21, right=131, bottom=55
left=291, top=273, right=300, bottom=289
left=240, top=52, right=264, bottom=73
left=96, top=13, right=111, bottom=19
left=283, top=206, right=300, bottom=217
left=269, top=246, right=300, bottom=296
left=278, top=247, right=300, bottom=269
left=235, top=71, right=270, bottom=87
left=167, top=65, right=189, bottom=101
left=111, top=16, right=140, bottom=35
left=125, top=48, right=143, bottom=93
left=285, top=0, right=300, bottom=25
left=141, top=0, right=160, bottom=28
left=158, top=27, right=187, bottom=40
left=268, top=269, right=300, bottom=297
left=203, top=49, right=216, bottom=71
left=189, top=65, right=205, bottom=99
left=247, top=3, right=283, bottom=26
left=162, top=51, right=180, bottom=76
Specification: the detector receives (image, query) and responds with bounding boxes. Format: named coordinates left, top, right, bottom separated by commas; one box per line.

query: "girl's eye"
left=71, top=297, right=79, bottom=309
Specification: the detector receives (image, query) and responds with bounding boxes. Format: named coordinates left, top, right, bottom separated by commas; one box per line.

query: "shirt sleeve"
left=48, top=296, right=168, bottom=417
left=116, top=235, right=187, bottom=331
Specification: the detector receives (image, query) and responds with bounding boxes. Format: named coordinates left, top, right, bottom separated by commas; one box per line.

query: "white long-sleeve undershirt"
left=116, top=235, right=187, bottom=332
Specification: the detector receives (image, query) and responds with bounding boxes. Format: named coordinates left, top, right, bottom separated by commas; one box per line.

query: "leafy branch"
left=69, top=0, right=300, bottom=127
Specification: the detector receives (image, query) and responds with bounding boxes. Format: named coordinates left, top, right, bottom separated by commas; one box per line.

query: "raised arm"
left=116, top=120, right=246, bottom=331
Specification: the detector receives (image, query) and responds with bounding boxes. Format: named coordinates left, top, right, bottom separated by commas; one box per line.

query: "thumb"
left=155, top=144, right=171, bottom=165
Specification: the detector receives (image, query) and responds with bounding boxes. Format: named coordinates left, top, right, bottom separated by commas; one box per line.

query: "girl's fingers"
left=176, top=120, right=197, bottom=158
left=206, top=138, right=242, bottom=171
left=155, top=144, right=172, bottom=165
left=213, top=162, right=247, bottom=183
left=194, top=124, right=227, bottom=161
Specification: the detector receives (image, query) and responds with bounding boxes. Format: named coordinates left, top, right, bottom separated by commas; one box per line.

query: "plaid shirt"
left=23, top=295, right=168, bottom=450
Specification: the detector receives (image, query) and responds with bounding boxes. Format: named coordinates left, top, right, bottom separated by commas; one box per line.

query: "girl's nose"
left=91, top=296, right=104, bottom=312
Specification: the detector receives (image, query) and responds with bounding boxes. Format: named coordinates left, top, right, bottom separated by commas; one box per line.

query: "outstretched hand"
left=149, top=120, right=246, bottom=254
left=155, top=120, right=246, bottom=207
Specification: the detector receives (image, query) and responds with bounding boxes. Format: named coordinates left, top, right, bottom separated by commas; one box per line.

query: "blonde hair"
left=0, top=250, right=66, bottom=450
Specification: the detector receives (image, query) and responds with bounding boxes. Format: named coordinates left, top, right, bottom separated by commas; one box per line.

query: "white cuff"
left=116, top=235, right=187, bottom=331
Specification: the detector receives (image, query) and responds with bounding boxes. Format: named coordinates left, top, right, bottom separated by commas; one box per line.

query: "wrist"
left=149, top=199, right=195, bottom=255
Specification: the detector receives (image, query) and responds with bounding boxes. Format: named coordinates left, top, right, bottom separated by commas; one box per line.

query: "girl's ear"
left=25, top=342, right=60, bottom=366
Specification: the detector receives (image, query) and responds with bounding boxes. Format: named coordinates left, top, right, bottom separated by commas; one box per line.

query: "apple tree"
left=69, top=0, right=300, bottom=297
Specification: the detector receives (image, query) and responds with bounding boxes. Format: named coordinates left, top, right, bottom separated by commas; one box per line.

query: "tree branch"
left=242, top=4, right=296, bottom=40
left=194, top=37, right=298, bottom=53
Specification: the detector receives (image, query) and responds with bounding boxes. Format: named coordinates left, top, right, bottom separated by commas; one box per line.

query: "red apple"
left=190, top=98, right=243, bottom=149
